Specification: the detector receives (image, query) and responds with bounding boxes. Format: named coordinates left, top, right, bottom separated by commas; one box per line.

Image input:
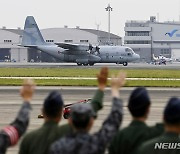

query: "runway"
left=0, top=62, right=180, bottom=69
left=0, top=86, right=179, bottom=154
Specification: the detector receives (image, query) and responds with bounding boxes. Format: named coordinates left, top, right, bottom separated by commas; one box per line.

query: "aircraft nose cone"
left=135, top=54, right=140, bottom=60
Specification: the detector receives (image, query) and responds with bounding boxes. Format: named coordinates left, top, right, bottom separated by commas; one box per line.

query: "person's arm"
left=90, top=89, right=104, bottom=113
left=0, top=79, right=35, bottom=154
left=91, top=67, right=108, bottom=114
left=91, top=72, right=126, bottom=153
left=148, top=123, right=164, bottom=138
left=0, top=102, right=31, bottom=154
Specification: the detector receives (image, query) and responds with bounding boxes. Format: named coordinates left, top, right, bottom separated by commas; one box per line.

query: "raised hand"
left=20, top=79, right=36, bottom=102
left=97, top=67, right=109, bottom=91
left=111, top=72, right=126, bottom=98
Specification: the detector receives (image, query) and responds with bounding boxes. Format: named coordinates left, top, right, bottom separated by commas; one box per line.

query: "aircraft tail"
left=152, top=54, right=156, bottom=60
left=21, top=16, right=46, bottom=46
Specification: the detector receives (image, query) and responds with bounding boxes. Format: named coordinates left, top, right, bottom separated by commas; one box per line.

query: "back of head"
left=128, top=87, right=151, bottom=118
left=70, top=103, right=95, bottom=130
left=164, top=97, right=180, bottom=125
left=43, top=91, right=64, bottom=118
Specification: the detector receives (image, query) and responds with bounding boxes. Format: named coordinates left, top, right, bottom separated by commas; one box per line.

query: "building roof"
left=81, top=29, right=121, bottom=39
left=3, top=29, right=23, bottom=35
left=1, top=28, right=121, bottom=40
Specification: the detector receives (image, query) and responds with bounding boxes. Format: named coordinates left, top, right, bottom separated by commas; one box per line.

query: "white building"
left=0, top=27, right=122, bottom=62
left=124, top=16, right=180, bottom=62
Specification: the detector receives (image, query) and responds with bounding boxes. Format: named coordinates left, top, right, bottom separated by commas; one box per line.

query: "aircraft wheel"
left=77, top=63, right=82, bottom=66
left=123, top=62, right=128, bottom=66
left=83, top=63, right=88, bottom=66
left=63, top=113, right=70, bottom=119
left=89, top=63, right=94, bottom=66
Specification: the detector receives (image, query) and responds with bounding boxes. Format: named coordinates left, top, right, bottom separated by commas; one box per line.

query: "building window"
left=46, top=40, right=54, bottom=43
left=125, top=41, right=150, bottom=44
left=160, top=49, right=170, bottom=54
left=4, top=40, right=12, bottom=43
left=80, top=40, right=89, bottom=43
left=64, top=40, right=73, bottom=43
left=126, top=31, right=150, bottom=36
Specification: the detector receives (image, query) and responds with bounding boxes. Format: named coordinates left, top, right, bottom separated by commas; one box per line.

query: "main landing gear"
left=77, top=63, right=94, bottom=66
left=116, top=62, right=128, bottom=66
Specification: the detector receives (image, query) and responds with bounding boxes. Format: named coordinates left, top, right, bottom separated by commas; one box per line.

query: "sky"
left=1, top=0, right=180, bottom=36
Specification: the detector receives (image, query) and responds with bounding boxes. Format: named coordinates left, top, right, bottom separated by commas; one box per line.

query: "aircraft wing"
left=55, top=42, right=89, bottom=51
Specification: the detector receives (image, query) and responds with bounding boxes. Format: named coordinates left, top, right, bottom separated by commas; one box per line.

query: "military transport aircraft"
left=21, top=16, right=140, bottom=66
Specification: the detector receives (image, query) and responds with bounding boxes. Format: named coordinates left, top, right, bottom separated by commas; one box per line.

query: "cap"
left=43, top=91, right=64, bottom=117
left=128, top=87, right=151, bottom=110
left=164, top=97, right=180, bottom=124
left=70, top=103, right=96, bottom=123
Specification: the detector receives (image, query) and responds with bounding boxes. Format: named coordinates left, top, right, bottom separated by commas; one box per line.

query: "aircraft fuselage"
left=37, top=45, right=140, bottom=65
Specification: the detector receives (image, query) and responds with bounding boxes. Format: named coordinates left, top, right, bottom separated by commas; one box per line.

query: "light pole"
left=95, top=22, right=101, bottom=44
left=105, top=4, right=113, bottom=44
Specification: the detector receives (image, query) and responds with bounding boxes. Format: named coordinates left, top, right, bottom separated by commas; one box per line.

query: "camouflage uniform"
left=0, top=102, right=31, bottom=154
left=50, top=97, right=123, bottom=154
left=19, top=89, right=104, bottom=154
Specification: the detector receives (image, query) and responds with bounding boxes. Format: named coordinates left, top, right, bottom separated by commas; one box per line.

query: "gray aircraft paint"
left=21, top=16, right=140, bottom=66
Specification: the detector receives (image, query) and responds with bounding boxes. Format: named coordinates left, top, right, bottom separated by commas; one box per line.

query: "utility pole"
left=95, top=22, right=101, bottom=44
left=105, top=4, right=113, bottom=44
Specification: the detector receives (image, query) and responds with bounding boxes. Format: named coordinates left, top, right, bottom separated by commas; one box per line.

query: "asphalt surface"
left=0, top=62, right=180, bottom=69
left=0, top=87, right=179, bottom=154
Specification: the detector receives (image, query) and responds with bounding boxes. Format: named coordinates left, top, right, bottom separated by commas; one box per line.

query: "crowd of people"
left=0, top=67, right=179, bottom=154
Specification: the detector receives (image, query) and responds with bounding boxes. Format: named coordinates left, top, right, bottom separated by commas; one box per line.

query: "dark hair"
left=43, top=91, right=64, bottom=118
left=128, top=104, right=150, bottom=117
left=128, top=87, right=151, bottom=118
left=72, top=113, right=91, bottom=129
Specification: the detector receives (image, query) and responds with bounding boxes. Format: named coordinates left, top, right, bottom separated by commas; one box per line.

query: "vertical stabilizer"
left=22, top=16, right=46, bottom=46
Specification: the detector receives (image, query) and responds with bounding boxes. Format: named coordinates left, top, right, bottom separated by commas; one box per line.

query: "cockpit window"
left=125, top=48, right=134, bottom=54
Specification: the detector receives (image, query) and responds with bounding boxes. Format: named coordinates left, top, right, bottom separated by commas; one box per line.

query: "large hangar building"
left=124, top=16, right=180, bottom=62
left=0, top=27, right=122, bottom=62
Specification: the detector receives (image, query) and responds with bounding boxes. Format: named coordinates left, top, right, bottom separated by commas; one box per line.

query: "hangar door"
left=171, top=49, right=180, bottom=60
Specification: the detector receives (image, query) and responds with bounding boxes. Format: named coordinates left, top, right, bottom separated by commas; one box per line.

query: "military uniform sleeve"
left=148, top=123, right=164, bottom=139
left=0, top=102, right=31, bottom=154
left=0, top=132, right=10, bottom=154
left=92, top=97, right=123, bottom=153
left=90, top=89, right=104, bottom=114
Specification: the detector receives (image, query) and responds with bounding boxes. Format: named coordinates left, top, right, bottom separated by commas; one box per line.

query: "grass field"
left=0, top=79, right=179, bottom=87
left=0, top=68, right=180, bottom=78
left=0, top=68, right=179, bottom=87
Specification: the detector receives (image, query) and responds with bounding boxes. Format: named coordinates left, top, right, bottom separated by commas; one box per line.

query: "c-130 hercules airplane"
left=21, top=16, right=140, bottom=66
